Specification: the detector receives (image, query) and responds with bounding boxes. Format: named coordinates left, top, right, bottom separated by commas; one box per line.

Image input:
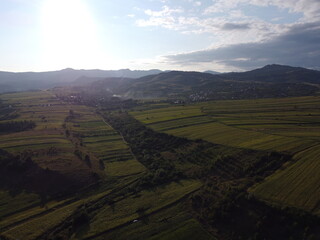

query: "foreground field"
left=0, top=91, right=212, bottom=240
left=1, top=90, right=319, bottom=239
left=131, top=96, right=320, bottom=214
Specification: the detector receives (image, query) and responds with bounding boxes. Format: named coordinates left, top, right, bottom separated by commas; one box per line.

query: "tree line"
left=0, top=120, right=36, bottom=133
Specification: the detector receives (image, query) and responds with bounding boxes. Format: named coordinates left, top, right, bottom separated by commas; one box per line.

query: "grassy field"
left=94, top=203, right=216, bottom=240
left=3, top=200, right=83, bottom=240
left=81, top=179, right=202, bottom=239
left=1, top=90, right=318, bottom=239
left=0, top=191, right=41, bottom=219
left=0, top=90, right=145, bottom=178
left=130, top=96, right=320, bottom=214
left=0, top=91, right=148, bottom=239
left=1, top=179, right=202, bottom=240
left=250, top=143, right=320, bottom=215
left=0, top=91, right=85, bottom=175
left=147, top=219, right=216, bottom=240
left=64, top=105, right=146, bottom=177
left=0, top=91, right=87, bottom=221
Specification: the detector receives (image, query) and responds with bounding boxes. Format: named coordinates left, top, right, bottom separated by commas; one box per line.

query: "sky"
left=0, top=0, right=320, bottom=72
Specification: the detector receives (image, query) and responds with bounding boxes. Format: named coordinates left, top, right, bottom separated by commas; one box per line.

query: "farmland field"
left=82, top=179, right=201, bottom=239
left=64, top=104, right=146, bottom=177
left=131, top=96, right=320, bottom=214
left=1, top=90, right=319, bottom=240
left=0, top=91, right=148, bottom=238
left=0, top=91, right=210, bottom=240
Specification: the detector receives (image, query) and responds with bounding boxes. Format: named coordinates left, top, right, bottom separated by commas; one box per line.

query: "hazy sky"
left=0, top=0, right=320, bottom=72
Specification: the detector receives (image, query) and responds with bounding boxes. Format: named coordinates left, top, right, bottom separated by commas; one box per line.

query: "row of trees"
left=0, top=120, right=36, bottom=133
left=102, top=111, right=190, bottom=188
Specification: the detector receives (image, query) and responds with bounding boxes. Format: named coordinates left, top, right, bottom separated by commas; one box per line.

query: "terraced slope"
left=64, top=105, right=146, bottom=177
left=0, top=91, right=146, bottom=238
left=0, top=91, right=91, bottom=219
left=130, top=96, right=320, bottom=214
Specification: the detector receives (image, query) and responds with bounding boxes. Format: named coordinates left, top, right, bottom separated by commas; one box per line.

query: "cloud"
left=135, top=0, right=320, bottom=72
left=164, top=22, right=320, bottom=70
left=135, top=2, right=285, bottom=44
left=221, top=22, right=251, bottom=30
left=137, top=6, right=280, bottom=43
left=144, top=5, right=183, bottom=17
left=189, top=0, right=201, bottom=7
left=204, top=0, right=320, bottom=21
left=136, top=5, right=184, bottom=29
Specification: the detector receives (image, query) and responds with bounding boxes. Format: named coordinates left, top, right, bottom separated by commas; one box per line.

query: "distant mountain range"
left=1, top=65, right=320, bottom=100
left=0, top=68, right=163, bottom=93
left=223, top=64, right=320, bottom=84
left=84, top=65, right=320, bottom=100
left=204, top=70, right=221, bottom=75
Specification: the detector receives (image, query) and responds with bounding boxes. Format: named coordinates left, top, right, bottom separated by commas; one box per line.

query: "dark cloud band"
left=165, top=21, right=320, bottom=70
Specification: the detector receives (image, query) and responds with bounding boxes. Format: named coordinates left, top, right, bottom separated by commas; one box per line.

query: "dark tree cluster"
left=0, top=149, right=80, bottom=199
left=188, top=147, right=320, bottom=240
left=102, top=111, right=189, bottom=187
left=0, top=120, right=36, bottom=134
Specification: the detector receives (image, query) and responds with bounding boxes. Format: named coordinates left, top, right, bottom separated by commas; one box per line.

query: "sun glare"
left=41, top=0, right=102, bottom=69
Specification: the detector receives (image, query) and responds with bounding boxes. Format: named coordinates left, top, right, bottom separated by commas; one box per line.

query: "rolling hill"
left=0, top=68, right=162, bottom=93
left=83, top=64, right=320, bottom=100
left=2, top=65, right=320, bottom=100
left=223, top=64, right=320, bottom=83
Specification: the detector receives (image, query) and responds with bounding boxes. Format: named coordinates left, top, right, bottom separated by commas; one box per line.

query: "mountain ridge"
left=0, top=68, right=163, bottom=93
left=68, top=64, right=319, bottom=101
left=1, top=65, right=320, bottom=98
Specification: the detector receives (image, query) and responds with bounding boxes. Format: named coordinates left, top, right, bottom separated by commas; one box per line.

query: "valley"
left=2, top=0, right=320, bottom=238
left=0, top=84, right=319, bottom=239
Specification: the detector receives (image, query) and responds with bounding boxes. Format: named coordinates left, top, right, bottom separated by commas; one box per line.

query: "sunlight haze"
left=0, top=0, right=320, bottom=72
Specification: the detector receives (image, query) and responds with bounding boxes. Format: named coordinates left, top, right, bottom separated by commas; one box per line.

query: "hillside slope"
left=224, top=64, right=320, bottom=83
left=102, top=65, right=320, bottom=100
left=0, top=69, right=162, bottom=93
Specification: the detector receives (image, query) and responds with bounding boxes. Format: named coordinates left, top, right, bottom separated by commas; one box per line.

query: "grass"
left=0, top=91, right=145, bottom=230
left=1, top=91, right=319, bottom=239
left=105, top=159, right=146, bottom=177
left=64, top=105, right=146, bottom=177
left=1, top=187, right=115, bottom=240
left=130, top=96, right=320, bottom=214
left=131, top=105, right=204, bottom=124
left=94, top=203, right=215, bottom=240
left=0, top=91, right=74, bottom=155
left=0, top=198, right=72, bottom=231
left=2, top=200, right=83, bottom=240
left=83, top=179, right=202, bottom=239
left=147, top=219, right=216, bottom=240
left=0, top=191, right=41, bottom=220
left=250, top=143, right=320, bottom=214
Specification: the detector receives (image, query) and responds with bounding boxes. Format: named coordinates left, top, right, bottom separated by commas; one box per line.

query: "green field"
left=96, top=205, right=216, bottom=240
left=64, top=104, right=146, bottom=177
left=0, top=90, right=145, bottom=178
left=0, top=91, right=146, bottom=236
left=1, top=90, right=319, bottom=239
left=1, top=91, right=208, bottom=240
left=131, top=96, right=320, bottom=214
left=83, top=179, right=201, bottom=239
